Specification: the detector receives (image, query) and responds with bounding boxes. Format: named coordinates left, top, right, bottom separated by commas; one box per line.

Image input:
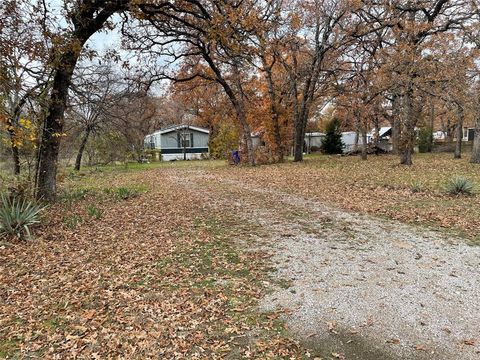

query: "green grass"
left=0, top=338, right=20, bottom=358
left=86, top=204, right=103, bottom=219
left=42, top=316, right=67, bottom=331
left=74, top=159, right=226, bottom=175
left=62, top=214, right=83, bottom=229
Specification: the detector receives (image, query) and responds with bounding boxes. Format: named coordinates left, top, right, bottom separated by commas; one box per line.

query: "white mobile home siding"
left=144, top=125, right=210, bottom=161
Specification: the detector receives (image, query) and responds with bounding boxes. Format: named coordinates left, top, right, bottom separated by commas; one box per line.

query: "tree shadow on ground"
left=302, top=327, right=434, bottom=360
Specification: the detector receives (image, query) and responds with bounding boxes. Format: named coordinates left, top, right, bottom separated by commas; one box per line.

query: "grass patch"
left=86, top=204, right=103, bottom=219
left=62, top=214, right=83, bottom=229
left=149, top=211, right=310, bottom=357
left=60, top=187, right=93, bottom=203
left=77, top=159, right=226, bottom=175
left=0, top=338, right=20, bottom=358
left=113, top=186, right=139, bottom=200
left=42, top=316, right=67, bottom=332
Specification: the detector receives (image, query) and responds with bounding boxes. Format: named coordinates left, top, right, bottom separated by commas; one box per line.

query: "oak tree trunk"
left=361, top=129, right=367, bottom=160
left=36, top=49, right=79, bottom=201
left=35, top=3, right=125, bottom=201
left=400, top=147, right=413, bottom=165
left=74, top=128, right=91, bottom=171
left=454, top=106, right=464, bottom=159
left=293, top=113, right=306, bottom=162
left=391, top=94, right=401, bottom=154
left=233, top=70, right=255, bottom=166
left=238, top=106, right=255, bottom=166
left=203, top=58, right=255, bottom=165
left=470, top=117, right=480, bottom=163
left=399, top=86, right=415, bottom=165
left=7, top=125, right=21, bottom=175
left=293, top=98, right=312, bottom=162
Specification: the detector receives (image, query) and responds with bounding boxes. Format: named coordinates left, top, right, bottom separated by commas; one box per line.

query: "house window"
left=180, top=132, right=192, bottom=148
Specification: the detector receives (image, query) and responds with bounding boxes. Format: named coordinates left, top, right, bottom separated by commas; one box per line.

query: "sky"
left=88, top=29, right=122, bottom=54
left=84, top=18, right=168, bottom=96
left=33, top=0, right=171, bottom=95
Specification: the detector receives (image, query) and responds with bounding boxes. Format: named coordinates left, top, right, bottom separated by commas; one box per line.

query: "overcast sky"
left=40, top=0, right=168, bottom=95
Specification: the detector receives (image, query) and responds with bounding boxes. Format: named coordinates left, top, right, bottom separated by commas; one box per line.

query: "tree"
left=35, top=0, right=131, bottom=201
left=278, top=0, right=349, bottom=162
left=354, top=0, right=476, bottom=165
left=322, top=118, right=344, bottom=154
left=247, top=2, right=289, bottom=162
left=127, top=0, right=264, bottom=165
left=68, top=63, right=120, bottom=170
left=106, top=88, right=159, bottom=161
left=471, top=116, right=480, bottom=163
left=0, top=0, right=48, bottom=175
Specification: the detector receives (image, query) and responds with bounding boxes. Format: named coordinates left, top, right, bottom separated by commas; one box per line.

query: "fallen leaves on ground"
left=2, top=152, right=478, bottom=358
left=210, top=153, right=480, bottom=238
left=0, top=170, right=306, bottom=358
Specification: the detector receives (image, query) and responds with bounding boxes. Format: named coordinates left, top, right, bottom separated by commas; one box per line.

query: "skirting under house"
left=161, top=147, right=209, bottom=161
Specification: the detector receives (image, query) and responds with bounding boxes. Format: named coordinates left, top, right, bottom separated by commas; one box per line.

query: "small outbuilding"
left=305, top=132, right=325, bottom=152
left=144, top=124, right=209, bottom=161
left=342, top=131, right=372, bottom=153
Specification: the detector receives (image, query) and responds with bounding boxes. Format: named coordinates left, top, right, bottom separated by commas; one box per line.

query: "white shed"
left=342, top=131, right=371, bottom=153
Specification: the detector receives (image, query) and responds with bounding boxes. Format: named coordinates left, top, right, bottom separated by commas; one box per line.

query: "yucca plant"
left=0, top=193, right=46, bottom=240
left=444, top=177, right=476, bottom=196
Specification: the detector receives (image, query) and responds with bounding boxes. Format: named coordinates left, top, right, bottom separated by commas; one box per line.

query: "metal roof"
left=148, top=124, right=210, bottom=137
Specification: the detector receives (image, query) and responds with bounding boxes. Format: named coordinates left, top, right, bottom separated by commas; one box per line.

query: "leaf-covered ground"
left=0, top=167, right=308, bottom=359
left=1, top=152, right=479, bottom=359
left=213, top=152, right=480, bottom=239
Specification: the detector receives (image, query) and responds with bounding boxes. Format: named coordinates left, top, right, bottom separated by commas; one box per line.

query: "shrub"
left=444, top=177, right=475, bottom=196
left=0, top=194, right=46, bottom=240
left=210, top=122, right=239, bottom=159
left=322, top=118, right=344, bottom=154
left=418, top=127, right=434, bottom=153
left=117, top=187, right=138, bottom=200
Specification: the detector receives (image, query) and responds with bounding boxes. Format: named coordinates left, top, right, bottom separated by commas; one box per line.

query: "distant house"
left=251, top=131, right=266, bottom=149
left=305, top=132, right=325, bottom=152
left=463, top=127, right=475, bottom=141
left=419, top=127, right=474, bottom=142
left=144, top=124, right=209, bottom=161
left=342, top=131, right=372, bottom=153
left=433, top=130, right=446, bottom=141
left=376, top=127, right=392, bottom=139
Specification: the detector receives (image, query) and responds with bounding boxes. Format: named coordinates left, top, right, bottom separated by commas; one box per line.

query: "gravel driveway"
left=169, top=169, right=480, bottom=360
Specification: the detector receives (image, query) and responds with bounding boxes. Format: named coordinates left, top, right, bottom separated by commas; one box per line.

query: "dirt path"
left=165, top=168, right=480, bottom=360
